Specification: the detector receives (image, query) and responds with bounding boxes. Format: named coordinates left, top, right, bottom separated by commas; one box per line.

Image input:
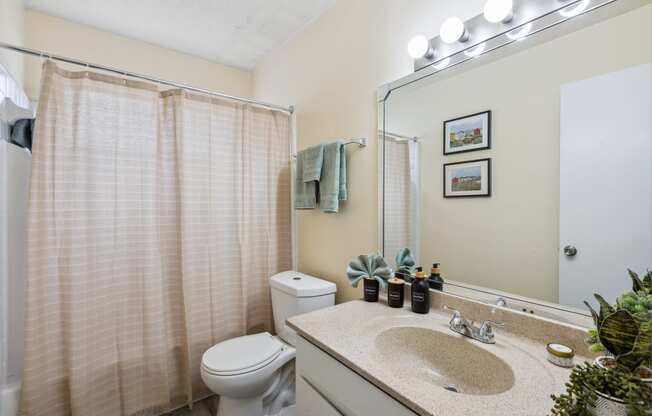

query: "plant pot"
left=639, top=366, right=652, bottom=385
left=587, top=389, right=628, bottom=416
left=595, top=356, right=652, bottom=385
left=363, top=278, right=379, bottom=302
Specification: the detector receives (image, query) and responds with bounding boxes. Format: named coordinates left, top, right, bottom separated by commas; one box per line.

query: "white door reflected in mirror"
left=559, top=64, right=652, bottom=310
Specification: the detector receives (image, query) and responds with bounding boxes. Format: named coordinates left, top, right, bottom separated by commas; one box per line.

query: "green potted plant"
left=551, top=362, right=652, bottom=416
left=551, top=269, right=652, bottom=415
left=587, top=270, right=652, bottom=382
left=347, top=253, right=392, bottom=302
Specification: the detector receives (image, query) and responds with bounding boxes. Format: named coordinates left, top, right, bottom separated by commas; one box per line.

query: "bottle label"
left=389, top=291, right=400, bottom=300
left=365, top=287, right=377, bottom=296
left=413, top=292, right=425, bottom=302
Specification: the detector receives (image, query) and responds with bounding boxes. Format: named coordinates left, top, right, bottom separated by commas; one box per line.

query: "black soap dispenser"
left=429, top=263, right=444, bottom=291
left=411, top=269, right=430, bottom=314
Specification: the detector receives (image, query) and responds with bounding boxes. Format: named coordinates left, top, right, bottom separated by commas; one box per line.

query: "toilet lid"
left=202, top=332, right=283, bottom=375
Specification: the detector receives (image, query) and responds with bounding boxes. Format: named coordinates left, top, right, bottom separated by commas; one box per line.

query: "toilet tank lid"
left=270, top=271, right=337, bottom=298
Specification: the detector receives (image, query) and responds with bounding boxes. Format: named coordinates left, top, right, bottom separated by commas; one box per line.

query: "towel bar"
left=292, top=138, right=366, bottom=159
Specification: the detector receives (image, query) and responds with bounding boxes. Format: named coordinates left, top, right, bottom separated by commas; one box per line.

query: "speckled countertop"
left=288, top=300, right=591, bottom=416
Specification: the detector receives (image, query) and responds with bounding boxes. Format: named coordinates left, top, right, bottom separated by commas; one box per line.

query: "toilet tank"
left=270, top=271, right=336, bottom=345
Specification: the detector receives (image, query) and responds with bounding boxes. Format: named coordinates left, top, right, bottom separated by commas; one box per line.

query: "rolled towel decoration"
left=395, top=247, right=416, bottom=276
left=347, top=253, right=392, bottom=289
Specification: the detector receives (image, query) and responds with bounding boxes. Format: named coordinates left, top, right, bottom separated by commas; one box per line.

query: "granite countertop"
left=288, top=300, right=590, bottom=416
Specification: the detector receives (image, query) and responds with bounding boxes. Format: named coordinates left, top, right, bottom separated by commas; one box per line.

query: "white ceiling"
left=24, top=0, right=335, bottom=71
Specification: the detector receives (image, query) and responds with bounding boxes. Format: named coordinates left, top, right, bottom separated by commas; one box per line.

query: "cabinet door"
left=295, top=337, right=418, bottom=416
left=296, top=376, right=344, bottom=416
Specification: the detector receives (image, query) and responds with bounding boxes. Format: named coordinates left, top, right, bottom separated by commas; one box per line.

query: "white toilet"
left=200, top=271, right=336, bottom=416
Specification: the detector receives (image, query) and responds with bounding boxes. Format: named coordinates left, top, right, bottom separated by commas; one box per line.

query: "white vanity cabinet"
left=295, top=336, right=418, bottom=416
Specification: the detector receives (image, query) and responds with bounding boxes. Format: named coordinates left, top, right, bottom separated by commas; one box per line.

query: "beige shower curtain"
left=383, top=138, right=417, bottom=265
left=20, top=62, right=292, bottom=416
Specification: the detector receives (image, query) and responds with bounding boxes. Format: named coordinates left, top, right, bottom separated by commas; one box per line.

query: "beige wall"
left=0, top=0, right=24, bottom=85
left=386, top=5, right=652, bottom=303
left=254, top=0, right=484, bottom=302
left=23, top=10, right=253, bottom=101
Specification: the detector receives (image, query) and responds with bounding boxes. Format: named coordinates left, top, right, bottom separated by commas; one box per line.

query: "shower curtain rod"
left=0, top=41, right=294, bottom=114
left=383, top=131, right=418, bottom=142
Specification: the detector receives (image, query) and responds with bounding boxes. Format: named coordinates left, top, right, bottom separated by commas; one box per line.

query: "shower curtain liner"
left=20, top=61, right=292, bottom=416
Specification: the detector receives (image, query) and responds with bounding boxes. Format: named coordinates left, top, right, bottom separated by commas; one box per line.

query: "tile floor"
left=165, top=396, right=295, bottom=416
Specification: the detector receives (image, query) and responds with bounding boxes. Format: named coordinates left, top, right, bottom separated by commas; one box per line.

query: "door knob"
left=563, top=245, right=578, bottom=257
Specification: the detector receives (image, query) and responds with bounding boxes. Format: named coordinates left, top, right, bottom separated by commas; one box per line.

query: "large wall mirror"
left=379, top=0, right=651, bottom=322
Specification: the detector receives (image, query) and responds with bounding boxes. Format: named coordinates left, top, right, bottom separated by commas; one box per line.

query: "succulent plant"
left=585, top=269, right=652, bottom=369
left=550, top=362, right=652, bottom=416
left=347, top=253, right=392, bottom=289
left=617, top=291, right=652, bottom=321
left=585, top=295, right=652, bottom=372
left=629, top=269, right=652, bottom=295
left=394, top=248, right=416, bottom=279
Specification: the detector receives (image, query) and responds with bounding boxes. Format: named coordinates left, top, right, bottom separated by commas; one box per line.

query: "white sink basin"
left=374, top=326, right=515, bottom=396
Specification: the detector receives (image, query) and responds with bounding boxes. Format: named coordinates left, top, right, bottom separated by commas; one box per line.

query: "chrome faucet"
left=446, top=307, right=504, bottom=344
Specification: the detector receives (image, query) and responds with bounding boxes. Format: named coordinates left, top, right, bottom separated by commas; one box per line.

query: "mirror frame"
left=377, top=0, right=649, bottom=321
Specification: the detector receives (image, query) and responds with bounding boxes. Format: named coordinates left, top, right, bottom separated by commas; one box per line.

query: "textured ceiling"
left=24, top=0, right=335, bottom=70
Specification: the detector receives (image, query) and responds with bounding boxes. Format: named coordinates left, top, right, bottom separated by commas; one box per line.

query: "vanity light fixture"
left=407, top=35, right=435, bottom=59
left=440, top=17, right=470, bottom=44
left=484, top=0, right=514, bottom=23
left=559, top=0, right=590, bottom=17
left=464, top=42, right=486, bottom=57
left=432, top=57, right=451, bottom=70
left=506, top=22, right=533, bottom=40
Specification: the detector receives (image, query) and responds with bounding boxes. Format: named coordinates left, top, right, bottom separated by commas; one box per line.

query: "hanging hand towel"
left=294, top=144, right=324, bottom=209
left=301, top=144, right=324, bottom=182
left=338, top=143, right=347, bottom=202
left=320, top=141, right=347, bottom=213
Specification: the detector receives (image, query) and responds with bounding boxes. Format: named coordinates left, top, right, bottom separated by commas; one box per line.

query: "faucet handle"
left=444, top=306, right=466, bottom=329
left=479, top=320, right=504, bottom=340
left=443, top=305, right=461, bottom=319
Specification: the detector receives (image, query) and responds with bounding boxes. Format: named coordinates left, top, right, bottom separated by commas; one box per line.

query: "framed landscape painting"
left=443, top=158, right=491, bottom=198
left=443, top=110, right=491, bottom=155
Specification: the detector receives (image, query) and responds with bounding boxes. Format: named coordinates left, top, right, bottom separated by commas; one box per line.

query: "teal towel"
left=320, top=141, right=347, bottom=213
left=295, top=145, right=323, bottom=209
left=339, top=144, right=347, bottom=201
left=395, top=247, right=416, bottom=275
left=347, top=253, right=392, bottom=289
left=301, top=144, right=324, bottom=182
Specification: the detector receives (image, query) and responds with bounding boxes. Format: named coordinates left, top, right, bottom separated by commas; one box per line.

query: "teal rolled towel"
left=395, top=247, right=416, bottom=276
left=347, top=253, right=392, bottom=289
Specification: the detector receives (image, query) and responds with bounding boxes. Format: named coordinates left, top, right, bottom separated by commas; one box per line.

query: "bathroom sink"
left=374, top=327, right=515, bottom=396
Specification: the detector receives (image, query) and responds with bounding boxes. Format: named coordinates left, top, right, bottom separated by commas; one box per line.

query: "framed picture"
left=443, top=158, right=491, bottom=198
left=443, top=110, right=491, bottom=155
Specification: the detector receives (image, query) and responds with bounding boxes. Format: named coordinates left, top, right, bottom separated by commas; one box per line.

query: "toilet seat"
left=201, top=332, right=283, bottom=376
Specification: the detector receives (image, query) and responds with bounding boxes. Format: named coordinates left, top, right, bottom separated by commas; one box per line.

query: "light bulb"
left=440, top=17, right=469, bottom=44
left=559, top=0, right=590, bottom=17
left=506, top=22, right=532, bottom=40
left=407, top=35, right=434, bottom=59
left=484, top=0, right=514, bottom=23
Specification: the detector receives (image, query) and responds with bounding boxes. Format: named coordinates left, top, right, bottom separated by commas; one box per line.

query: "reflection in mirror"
left=381, top=3, right=652, bottom=319
left=383, top=132, right=420, bottom=264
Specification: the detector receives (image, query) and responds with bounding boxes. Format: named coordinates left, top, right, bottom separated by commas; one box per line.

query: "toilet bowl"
left=201, top=333, right=295, bottom=415
left=200, top=271, right=336, bottom=416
